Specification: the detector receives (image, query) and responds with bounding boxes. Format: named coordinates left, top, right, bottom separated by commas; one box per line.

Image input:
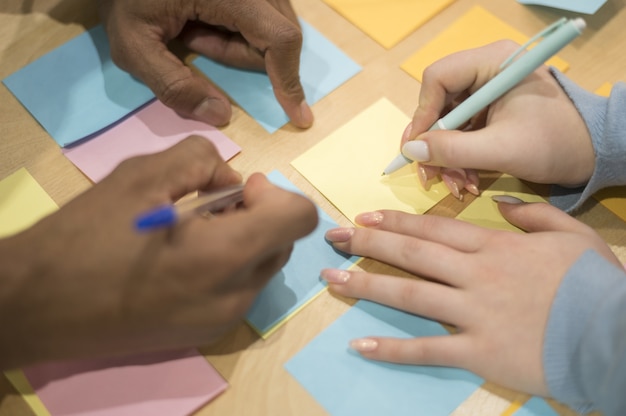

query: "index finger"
left=406, top=41, right=519, bottom=143
left=216, top=0, right=312, bottom=128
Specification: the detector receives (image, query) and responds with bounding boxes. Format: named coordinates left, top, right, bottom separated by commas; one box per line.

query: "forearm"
left=549, top=70, right=626, bottom=212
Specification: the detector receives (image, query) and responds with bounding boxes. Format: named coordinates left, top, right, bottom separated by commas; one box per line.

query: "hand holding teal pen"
left=383, top=17, right=586, bottom=176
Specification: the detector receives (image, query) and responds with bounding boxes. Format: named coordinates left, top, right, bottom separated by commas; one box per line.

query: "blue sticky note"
left=514, top=397, right=558, bottom=416
left=517, top=0, right=606, bottom=14
left=3, top=25, right=154, bottom=147
left=285, top=300, right=483, bottom=415
left=193, top=19, right=361, bottom=133
left=245, top=170, right=358, bottom=336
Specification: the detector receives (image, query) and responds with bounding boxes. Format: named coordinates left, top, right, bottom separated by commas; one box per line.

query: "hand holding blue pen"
left=383, top=17, right=586, bottom=177
left=135, top=185, right=244, bottom=231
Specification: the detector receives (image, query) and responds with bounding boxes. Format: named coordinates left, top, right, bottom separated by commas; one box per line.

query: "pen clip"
left=499, top=17, right=568, bottom=70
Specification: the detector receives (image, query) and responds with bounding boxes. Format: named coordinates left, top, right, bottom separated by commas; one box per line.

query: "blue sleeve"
left=548, top=69, right=626, bottom=212
left=543, top=249, right=626, bottom=416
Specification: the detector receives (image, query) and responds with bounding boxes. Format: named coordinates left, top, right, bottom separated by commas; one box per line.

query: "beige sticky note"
left=323, top=0, right=454, bottom=49
left=455, top=175, right=546, bottom=232
left=0, top=168, right=58, bottom=238
left=0, top=168, right=57, bottom=415
left=401, top=6, right=569, bottom=82
left=292, top=98, right=449, bottom=223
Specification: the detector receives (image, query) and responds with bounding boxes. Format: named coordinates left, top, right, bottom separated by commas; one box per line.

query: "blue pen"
left=382, top=17, right=586, bottom=175
left=135, top=185, right=244, bottom=231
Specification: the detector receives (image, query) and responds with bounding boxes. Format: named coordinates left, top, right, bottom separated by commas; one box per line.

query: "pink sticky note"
left=23, top=348, right=227, bottom=416
left=63, top=99, right=241, bottom=183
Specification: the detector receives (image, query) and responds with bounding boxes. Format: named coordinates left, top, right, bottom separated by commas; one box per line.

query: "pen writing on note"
left=135, top=185, right=244, bottom=231
left=382, top=17, right=586, bottom=176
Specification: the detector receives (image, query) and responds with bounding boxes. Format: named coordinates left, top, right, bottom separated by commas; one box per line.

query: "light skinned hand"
left=321, top=202, right=619, bottom=396
left=401, top=40, right=595, bottom=199
left=0, top=136, right=317, bottom=370
left=96, top=0, right=313, bottom=128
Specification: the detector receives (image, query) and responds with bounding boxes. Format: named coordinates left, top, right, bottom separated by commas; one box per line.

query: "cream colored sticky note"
left=455, top=175, right=545, bottom=232
left=0, top=168, right=57, bottom=238
left=292, top=98, right=449, bottom=223
left=401, top=6, right=569, bottom=82
left=322, top=0, right=455, bottom=49
left=0, top=168, right=57, bottom=415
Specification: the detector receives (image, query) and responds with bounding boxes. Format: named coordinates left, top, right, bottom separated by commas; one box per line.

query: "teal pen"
left=382, top=17, right=586, bottom=175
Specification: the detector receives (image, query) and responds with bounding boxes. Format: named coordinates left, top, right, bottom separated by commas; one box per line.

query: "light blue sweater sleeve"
left=544, top=250, right=626, bottom=416
left=548, top=69, right=626, bottom=212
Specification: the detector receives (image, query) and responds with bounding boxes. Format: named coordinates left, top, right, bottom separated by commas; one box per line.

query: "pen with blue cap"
left=382, top=17, right=586, bottom=175
left=135, top=184, right=244, bottom=231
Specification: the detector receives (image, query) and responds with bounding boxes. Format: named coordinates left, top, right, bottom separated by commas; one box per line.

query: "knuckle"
left=155, top=68, right=195, bottom=109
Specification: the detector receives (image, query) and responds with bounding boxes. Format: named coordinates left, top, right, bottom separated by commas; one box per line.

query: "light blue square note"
left=285, top=300, right=483, bottom=415
left=245, top=170, right=359, bottom=336
left=3, top=25, right=154, bottom=147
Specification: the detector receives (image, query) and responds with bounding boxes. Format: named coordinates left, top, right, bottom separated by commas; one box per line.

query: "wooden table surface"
left=1, top=0, right=625, bottom=414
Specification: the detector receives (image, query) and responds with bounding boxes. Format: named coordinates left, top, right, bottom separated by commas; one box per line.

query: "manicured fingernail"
left=401, top=122, right=413, bottom=141
left=325, top=227, right=355, bottom=242
left=401, top=140, right=430, bottom=162
left=465, top=183, right=480, bottom=196
left=321, top=268, right=351, bottom=284
left=418, top=165, right=429, bottom=189
left=442, top=174, right=462, bottom=200
left=193, top=98, right=229, bottom=125
left=298, top=100, right=314, bottom=128
left=492, top=195, right=525, bottom=204
left=355, top=211, right=384, bottom=226
left=350, top=338, right=378, bottom=352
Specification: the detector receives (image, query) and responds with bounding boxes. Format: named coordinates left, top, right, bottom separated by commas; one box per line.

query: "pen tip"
left=381, top=172, right=386, bottom=176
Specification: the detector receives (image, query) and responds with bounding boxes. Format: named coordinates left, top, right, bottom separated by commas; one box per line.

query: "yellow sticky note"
left=323, top=0, right=455, bottom=49
left=292, top=98, right=449, bottom=223
left=0, top=168, right=57, bottom=238
left=401, top=6, right=569, bottom=82
left=456, top=175, right=545, bottom=232
left=0, top=168, right=57, bottom=416
left=595, top=82, right=612, bottom=97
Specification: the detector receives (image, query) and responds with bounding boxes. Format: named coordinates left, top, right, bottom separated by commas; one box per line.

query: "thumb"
left=495, top=199, right=592, bottom=235
left=401, top=128, right=506, bottom=171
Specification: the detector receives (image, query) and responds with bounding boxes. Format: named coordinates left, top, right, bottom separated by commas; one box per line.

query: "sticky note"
left=517, top=0, right=607, bottom=15
left=193, top=19, right=361, bottom=133
left=6, top=349, right=227, bottom=416
left=3, top=25, right=154, bottom=147
left=322, top=0, right=454, bottom=49
left=285, top=300, right=483, bottom=416
left=291, top=98, right=449, bottom=224
left=455, top=175, right=545, bottom=232
left=401, top=6, right=569, bottom=83
left=509, top=397, right=558, bottom=415
left=0, top=168, right=57, bottom=238
left=0, top=171, right=227, bottom=416
left=245, top=170, right=358, bottom=337
left=63, top=99, right=241, bottom=183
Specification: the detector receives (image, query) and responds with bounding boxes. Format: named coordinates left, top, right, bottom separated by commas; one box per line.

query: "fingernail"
left=465, top=183, right=480, bottom=196
left=401, top=122, right=413, bottom=141
left=492, top=195, right=525, bottom=204
left=418, top=165, right=429, bottom=189
left=355, top=211, right=384, bottom=226
left=325, top=227, right=355, bottom=242
left=442, top=174, right=462, bottom=200
left=298, top=100, right=314, bottom=128
left=193, top=98, right=229, bottom=125
left=401, top=140, right=430, bottom=162
left=350, top=338, right=378, bottom=352
left=320, top=268, right=351, bottom=284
